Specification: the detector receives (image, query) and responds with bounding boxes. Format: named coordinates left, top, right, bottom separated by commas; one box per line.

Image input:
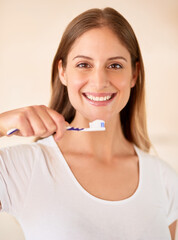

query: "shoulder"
left=136, top=146, right=178, bottom=224
left=0, top=136, right=57, bottom=188
left=0, top=141, right=42, bottom=160
left=0, top=136, right=54, bottom=158
left=135, top=146, right=178, bottom=177
left=135, top=145, right=178, bottom=198
left=0, top=142, right=44, bottom=176
left=0, top=136, right=55, bottom=171
left=136, top=146, right=178, bottom=215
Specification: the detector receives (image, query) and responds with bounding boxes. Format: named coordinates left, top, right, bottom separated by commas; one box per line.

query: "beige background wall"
left=0, top=0, right=177, bottom=239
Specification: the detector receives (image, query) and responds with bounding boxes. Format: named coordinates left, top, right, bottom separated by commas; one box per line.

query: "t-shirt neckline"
left=48, top=135, right=143, bottom=205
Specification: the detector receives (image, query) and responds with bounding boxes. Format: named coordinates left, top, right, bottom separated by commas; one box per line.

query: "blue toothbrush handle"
left=7, top=123, right=105, bottom=135
left=6, top=128, right=19, bottom=135
left=7, top=127, right=85, bottom=135
left=66, top=127, right=85, bottom=131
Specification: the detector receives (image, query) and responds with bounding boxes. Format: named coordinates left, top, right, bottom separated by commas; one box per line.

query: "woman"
left=0, top=7, right=177, bottom=240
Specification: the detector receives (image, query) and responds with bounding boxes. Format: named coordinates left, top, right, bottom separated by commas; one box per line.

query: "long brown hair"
left=49, top=7, right=151, bottom=152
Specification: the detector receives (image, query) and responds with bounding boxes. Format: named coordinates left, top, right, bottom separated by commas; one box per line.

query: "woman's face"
left=58, top=27, right=138, bottom=123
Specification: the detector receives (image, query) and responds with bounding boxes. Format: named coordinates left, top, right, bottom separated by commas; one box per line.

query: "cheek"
left=113, top=76, right=132, bottom=90
left=65, top=74, right=87, bottom=108
left=112, top=74, right=132, bottom=110
left=110, top=68, right=133, bottom=90
left=66, top=71, right=87, bottom=91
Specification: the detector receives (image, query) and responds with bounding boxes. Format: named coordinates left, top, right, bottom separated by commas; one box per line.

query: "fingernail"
left=54, top=134, right=59, bottom=142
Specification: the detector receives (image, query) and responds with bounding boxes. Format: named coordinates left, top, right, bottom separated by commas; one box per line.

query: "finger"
left=7, top=112, right=34, bottom=137
left=24, top=106, right=48, bottom=137
left=0, top=110, right=32, bottom=137
left=32, top=106, right=57, bottom=137
left=46, top=108, right=67, bottom=141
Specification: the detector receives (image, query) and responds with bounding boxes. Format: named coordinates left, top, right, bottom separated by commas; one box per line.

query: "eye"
left=76, top=63, right=91, bottom=68
left=108, top=63, right=122, bottom=70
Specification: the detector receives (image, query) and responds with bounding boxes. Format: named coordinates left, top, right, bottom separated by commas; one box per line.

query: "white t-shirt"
left=0, top=136, right=177, bottom=240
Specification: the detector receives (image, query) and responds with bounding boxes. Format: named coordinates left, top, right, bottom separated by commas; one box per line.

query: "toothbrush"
left=66, top=120, right=105, bottom=132
left=6, top=120, right=105, bottom=135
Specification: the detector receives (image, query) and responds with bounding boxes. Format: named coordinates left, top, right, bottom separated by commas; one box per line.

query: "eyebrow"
left=72, top=55, right=127, bottom=62
left=108, top=56, right=127, bottom=62
left=72, top=55, right=93, bottom=61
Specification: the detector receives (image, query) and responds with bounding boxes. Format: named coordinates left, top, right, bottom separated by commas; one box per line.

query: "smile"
left=82, top=92, right=117, bottom=106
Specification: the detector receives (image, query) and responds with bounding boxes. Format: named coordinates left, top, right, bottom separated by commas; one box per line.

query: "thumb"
left=53, top=121, right=69, bottom=141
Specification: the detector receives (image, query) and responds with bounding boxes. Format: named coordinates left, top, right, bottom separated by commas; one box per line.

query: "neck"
left=58, top=114, right=134, bottom=163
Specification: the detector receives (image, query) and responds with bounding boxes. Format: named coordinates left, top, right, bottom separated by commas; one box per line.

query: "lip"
left=83, top=92, right=114, bottom=97
left=82, top=92, right=117, bottom=106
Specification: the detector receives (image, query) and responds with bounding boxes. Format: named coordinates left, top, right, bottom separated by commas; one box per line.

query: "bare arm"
left=169, top=220, right=177, bottom=240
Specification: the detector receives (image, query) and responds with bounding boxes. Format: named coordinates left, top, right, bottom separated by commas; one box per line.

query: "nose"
left=89, top=68, right=110, bottom=90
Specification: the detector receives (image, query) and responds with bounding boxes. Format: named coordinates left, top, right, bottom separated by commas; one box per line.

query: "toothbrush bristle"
left=66, top=120, right=105, bottom=132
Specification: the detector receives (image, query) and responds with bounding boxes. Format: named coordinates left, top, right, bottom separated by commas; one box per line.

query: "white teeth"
left=85, top=94, right=113, bottom=101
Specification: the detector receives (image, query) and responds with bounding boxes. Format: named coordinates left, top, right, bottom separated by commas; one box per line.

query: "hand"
left=0, top=105, right=68, bottom=141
